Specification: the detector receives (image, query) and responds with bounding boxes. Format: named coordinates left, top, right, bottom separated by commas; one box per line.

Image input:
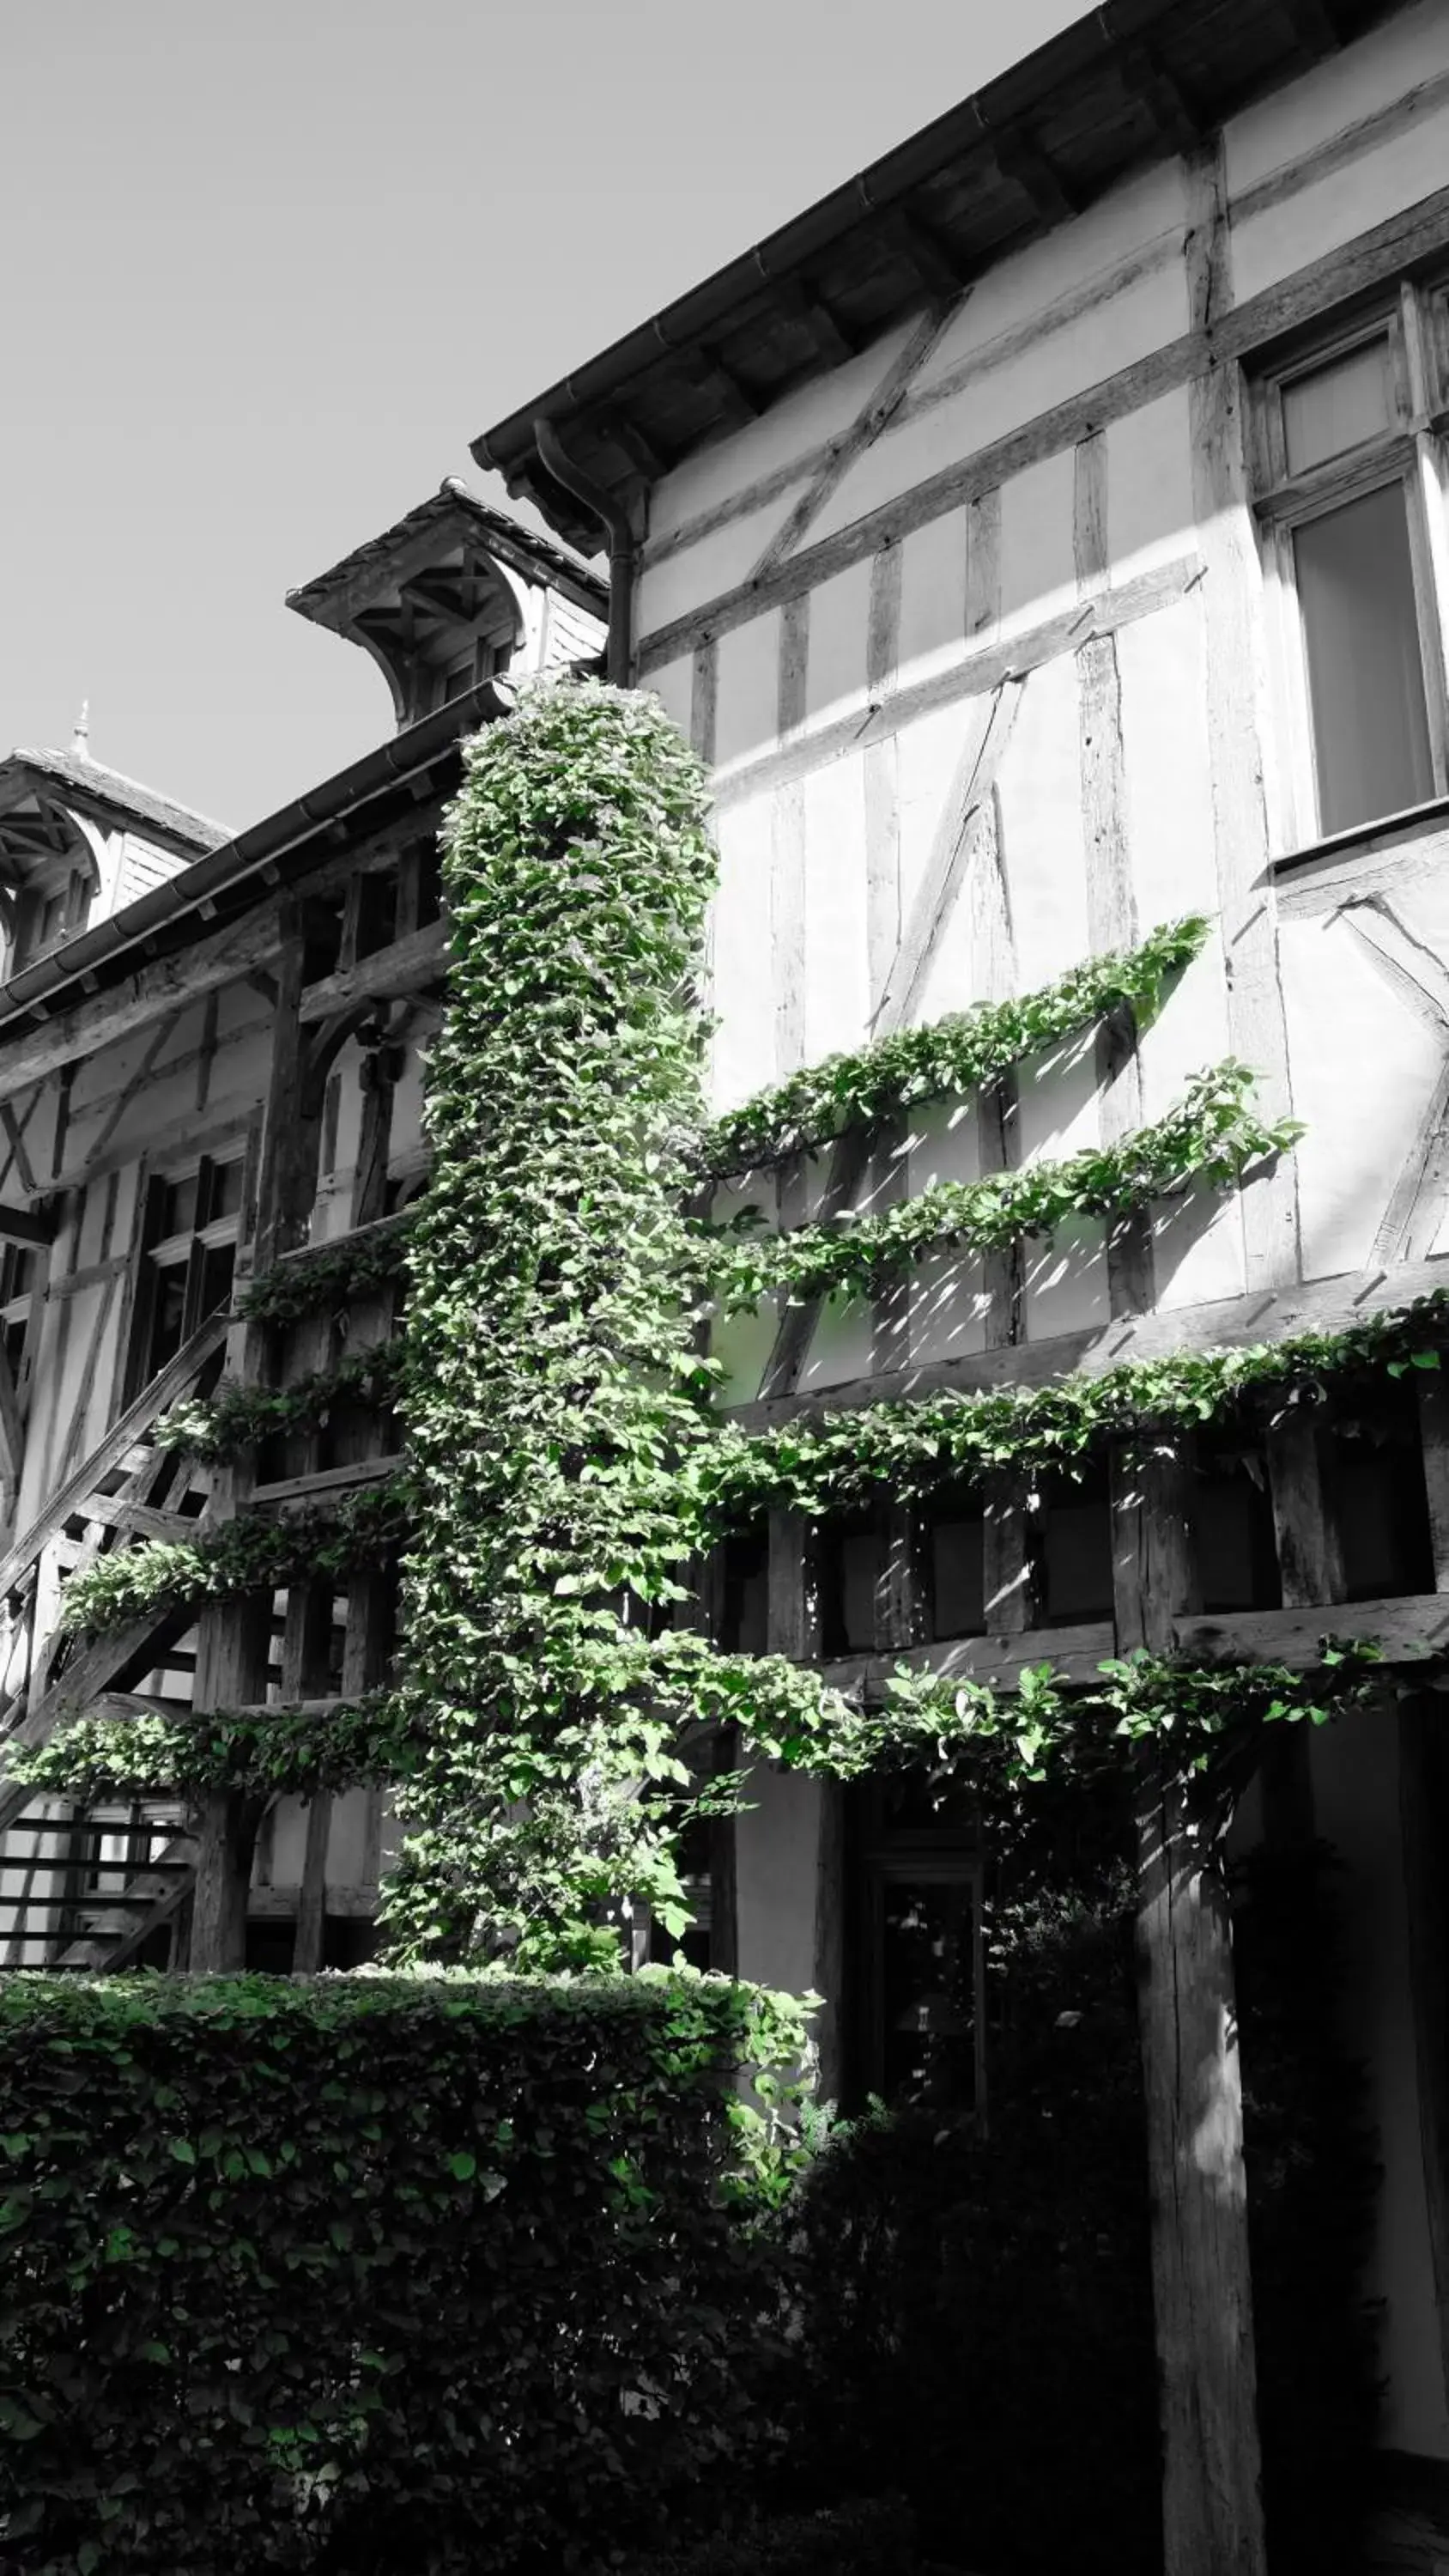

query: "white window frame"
left=1250, top=281, right=1449, bottom=854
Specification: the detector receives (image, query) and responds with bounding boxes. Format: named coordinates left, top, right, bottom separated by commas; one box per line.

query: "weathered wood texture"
left=190, top=913, right=321, bottom=1971
left=1114, top=1444, right=1267, bottom=2576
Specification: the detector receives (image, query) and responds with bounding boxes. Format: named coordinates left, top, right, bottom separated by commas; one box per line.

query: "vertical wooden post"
left=190, top=1791, right=267, bottom=1977
left=191, top=906, right=323, bottom=1971
left=1185, top=143, right=1299, bottom=1293
left=767, top=1510, right=841, bottom=2089
left=1263, top=1414, right=1343, bottom=1845
left=981, top=1472, right=1036, bottom=1633
left=874, top=1501, right=925, bottom=1655
left=1113, top=1444, right=1268, bottom=2576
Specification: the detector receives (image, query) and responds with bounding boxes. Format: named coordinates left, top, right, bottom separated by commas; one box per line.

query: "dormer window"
left=16, top=866, right=92, bottom=970
left=286, top=483, right=606, bottom=736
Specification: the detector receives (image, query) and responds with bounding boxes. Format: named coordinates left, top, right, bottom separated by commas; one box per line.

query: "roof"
left=473, top=0, right=1401, bottom=550
left=0, top=680, right=514, bottom=1074
left=0, top=747, right=228, bottom=858
left=287, top=478, right=609, bottom=630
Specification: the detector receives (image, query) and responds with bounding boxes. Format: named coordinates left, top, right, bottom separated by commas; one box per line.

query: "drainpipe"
left=531, top=417, right=637, bottom=687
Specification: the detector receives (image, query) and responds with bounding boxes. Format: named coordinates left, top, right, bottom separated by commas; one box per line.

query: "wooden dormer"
left=0, top=741, right=227, bottom=981
left=285, top=478, right=609, bottom=731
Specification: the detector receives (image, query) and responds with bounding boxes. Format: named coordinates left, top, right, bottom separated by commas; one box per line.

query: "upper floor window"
left=124, top=1151, right=245, bottom=1404
left=13, top=866, right=94, bottom=973
left=1251, top=286, right=1449, bottom=846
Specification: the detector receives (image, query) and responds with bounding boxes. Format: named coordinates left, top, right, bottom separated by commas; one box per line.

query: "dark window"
left=0, top=1242, right=39, bottom=1390
left=1192, top=1448, right=1282, bottom=1613
left=1039, top=1468, right=1113, bottom=1626
left=719, top=1529, right=767, bottom=1655
left=821, top=1511, right=881, bottom=1657
left=1329, top=1390, right=1434, bottom=1601
left=125, top=1153, right=245, bottom=1403
left=925, top=1485, right=985, bottom=1639
left=847, top=1769, right=982, bottom=2115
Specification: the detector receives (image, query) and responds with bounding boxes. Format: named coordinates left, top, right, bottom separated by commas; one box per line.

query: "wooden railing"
left=0, top=1310, right=228, bottom=1840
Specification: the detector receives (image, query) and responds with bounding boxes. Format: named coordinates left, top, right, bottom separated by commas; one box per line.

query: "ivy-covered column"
left=382, top=682, right=720, bottom=1965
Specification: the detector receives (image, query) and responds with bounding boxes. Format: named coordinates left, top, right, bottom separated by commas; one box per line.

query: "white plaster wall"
left=1227, top=1, right=1449, bottom=301
left=645, top=327, right=917, bottom=551
left=997, top=450, right=1077, bottom=648
left=735, top=1762, right=824, bottom=2000
left=1280, top=909, right=1446, bottom=1283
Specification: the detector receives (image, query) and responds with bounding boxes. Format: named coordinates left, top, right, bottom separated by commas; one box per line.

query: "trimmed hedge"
left=623, top=2496, right=921, bottom=2573
left=0, top=1968, right=812, bottom=2576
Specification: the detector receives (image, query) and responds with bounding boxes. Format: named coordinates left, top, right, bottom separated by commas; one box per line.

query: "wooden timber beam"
left=1114, top=1444, right=1267, bottom=2576
left=874, top=204, right=968, bottom=299
left=728, top=1249, right=1449, bottom=1428
left=297, top=918, right=448, bottom=1024
left=0, top=1309, right=227, bottom=1602
left=985, top=129, right=1080, bottom=226
left=1117, top=41, right=1204, bottom=154
left=815, top=1592, right=1449, bottom=1705
left=191, top=905, right=322, bottom=1972
left=770, top=276, right=857, bottom=367
left=0, top=905, right=286, bottom=1109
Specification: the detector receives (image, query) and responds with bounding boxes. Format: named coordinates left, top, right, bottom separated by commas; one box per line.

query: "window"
left=15, top=867, right=94, bottom=969
left=124, top=1152, right=245, bottom=1402
left=848, top=1769, right=985, bottom=2114
left=1252, top=289, right=1449, bottom=846
left=0, top=1242, right=39, bottom=1391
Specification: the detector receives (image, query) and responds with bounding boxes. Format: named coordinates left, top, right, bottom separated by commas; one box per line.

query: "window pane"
left=157, top=1174, right=199, bottom=1240
left=1294, top=483, right=1434, bottom=835
left=145, top=1267, right=188, bottom=1379
left=210, top=1159, right=245, bottom=1220
left=1282, top=337, right=1393, bottom=474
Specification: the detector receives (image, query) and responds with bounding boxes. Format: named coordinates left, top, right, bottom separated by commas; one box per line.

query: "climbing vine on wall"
left=707, top=1062, right=1298, bottom=1312
left=25, top=680, right=1432, bottom=1965
left=698, top=912, right=1210, bottom=1176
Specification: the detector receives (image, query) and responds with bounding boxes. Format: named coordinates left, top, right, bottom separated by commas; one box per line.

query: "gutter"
left=532, top=420, right=636, bottom=686
left=473, top=0, right=1175, bottom=489
left=0, top=679, right=513, bottom=1044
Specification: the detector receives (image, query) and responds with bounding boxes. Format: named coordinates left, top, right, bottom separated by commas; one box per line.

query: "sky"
left=2, top=0, right=1085, bottom=832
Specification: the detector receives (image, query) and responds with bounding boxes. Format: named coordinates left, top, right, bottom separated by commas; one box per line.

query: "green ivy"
left=236, top=1212, right=412, bottom=1327
left=9, top=1689, right=411, bottom=1801
left=698, top=914, right=1209, bottom=1176
left=155, top=1341, right=406, bottom=1463
left=377, top=682, right=726, bottom=1968
left=57, top=1480, right=409, bottom=1639
left=709, top=1062, right=1297, bottom=1311
left=690, top=1291, right=1449, bottom=1529
left=39, top=683, right=1418, bottom=1962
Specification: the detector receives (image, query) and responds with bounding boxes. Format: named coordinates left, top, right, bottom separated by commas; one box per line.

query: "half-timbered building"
left=472, top=1, right=1449, bottom=2562
left=0, top=484, right=604, bottom=1977
left=6, top=0, right=1449, bottom=2562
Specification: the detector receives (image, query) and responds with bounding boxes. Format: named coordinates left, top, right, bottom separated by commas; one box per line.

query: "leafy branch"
left=690, top=1290, right=1449, bottom=1528
left=155, top=1341, right=407, bottom=1463
left=238, top=1216, right=412, bottom=1327
left=57, top=1481, right=409, bottom=1639
left=708, top=1062, right=1297, bottom=1310
left=697, top=913, right=1210, bottom=1177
